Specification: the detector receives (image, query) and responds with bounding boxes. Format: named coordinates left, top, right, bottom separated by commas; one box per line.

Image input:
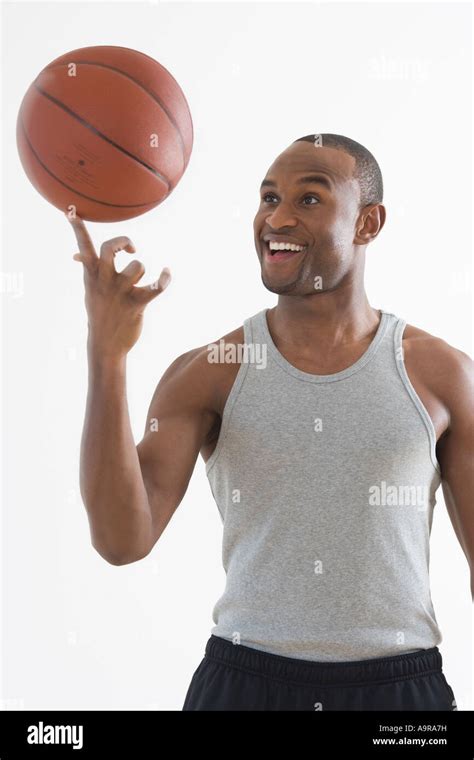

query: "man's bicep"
left=136, top=352, right=216, bottom=545
left=437, top=348, right=474, bottom=586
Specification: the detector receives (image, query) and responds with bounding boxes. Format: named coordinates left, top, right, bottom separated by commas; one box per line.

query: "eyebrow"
left=260, top=173, right=334, bottom=192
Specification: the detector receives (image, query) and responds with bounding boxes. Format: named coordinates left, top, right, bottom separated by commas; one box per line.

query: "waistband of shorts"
left=204, top=635, right=443, bottom=687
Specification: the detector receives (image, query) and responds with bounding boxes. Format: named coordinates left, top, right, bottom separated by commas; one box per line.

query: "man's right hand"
left=67, top=213, right=171, bottom=360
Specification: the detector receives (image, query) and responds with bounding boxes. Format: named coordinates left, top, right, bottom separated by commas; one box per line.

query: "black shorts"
left=182, top=635, right=457, bottom=711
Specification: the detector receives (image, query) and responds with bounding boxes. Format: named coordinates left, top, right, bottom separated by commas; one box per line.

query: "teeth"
left=268, top=241, right=305, bottom=252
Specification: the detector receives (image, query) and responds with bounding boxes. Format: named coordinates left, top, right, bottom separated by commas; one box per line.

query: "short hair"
left=293, top=133, right=383, bottom=208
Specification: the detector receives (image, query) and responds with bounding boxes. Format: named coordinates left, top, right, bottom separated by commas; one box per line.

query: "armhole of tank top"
left=205, top=318, right=253, bottom=475
left=393, top=318, right=441, bottom=475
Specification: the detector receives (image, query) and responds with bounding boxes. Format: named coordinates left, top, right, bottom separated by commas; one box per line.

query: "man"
left=69, top=133, right=473, bottom=711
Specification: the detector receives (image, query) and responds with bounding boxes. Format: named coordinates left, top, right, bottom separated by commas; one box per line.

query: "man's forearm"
left=80, top=349, right=153, bottom=564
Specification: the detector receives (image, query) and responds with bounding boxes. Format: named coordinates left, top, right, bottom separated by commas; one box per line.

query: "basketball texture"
left=16, top=45, right=193, bottom=222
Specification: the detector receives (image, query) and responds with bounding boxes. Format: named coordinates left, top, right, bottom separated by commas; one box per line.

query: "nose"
left=265, top=203, right=298, bottom=229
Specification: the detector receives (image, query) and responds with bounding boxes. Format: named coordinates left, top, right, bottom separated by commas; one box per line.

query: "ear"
left=354, top=204, right=386, bottom=245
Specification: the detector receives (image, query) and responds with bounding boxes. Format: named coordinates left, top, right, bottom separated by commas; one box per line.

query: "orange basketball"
left=16, top=45, right=193, bottom=222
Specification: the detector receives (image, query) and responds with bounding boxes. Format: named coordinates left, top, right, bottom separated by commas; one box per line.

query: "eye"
left=261, top=193, right=320, bottom=205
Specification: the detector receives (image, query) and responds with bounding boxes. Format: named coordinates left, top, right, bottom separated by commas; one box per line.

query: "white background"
left=1, top=0, right=472, bottom=710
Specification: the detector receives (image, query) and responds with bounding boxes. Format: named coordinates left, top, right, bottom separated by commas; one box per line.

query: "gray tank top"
left=206, top=308, right=443, bottom=661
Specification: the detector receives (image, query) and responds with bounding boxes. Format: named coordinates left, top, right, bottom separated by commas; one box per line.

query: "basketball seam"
left=33, top=83, right=172, bottom=190
left=101, top=47, right=194, bottom=167
left=40, top=60, right=188, bottom=169
left=18, top=117, right=169, bottom=209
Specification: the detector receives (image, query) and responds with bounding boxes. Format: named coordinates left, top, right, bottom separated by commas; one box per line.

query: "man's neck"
left=269, top=292, right=381, bottom=353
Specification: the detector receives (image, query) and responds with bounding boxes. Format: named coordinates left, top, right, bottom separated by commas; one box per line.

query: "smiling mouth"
left=263, top=241, right=308, bottom=261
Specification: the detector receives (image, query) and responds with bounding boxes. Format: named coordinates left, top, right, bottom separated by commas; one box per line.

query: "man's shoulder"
left=401, top=320, right=472, bottom=403
left=402, top=321, right=470, bottom=366
left=158, top=323, right=246, bottom=399
left=172, top=324, right=246, bottom=369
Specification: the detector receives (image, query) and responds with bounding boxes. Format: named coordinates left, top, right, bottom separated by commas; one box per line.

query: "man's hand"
left=67, top=213, right=171, bottom=359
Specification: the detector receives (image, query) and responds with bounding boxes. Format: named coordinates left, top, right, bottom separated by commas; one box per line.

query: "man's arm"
left=68, top=215, right=219, bottom=566
left=434, top=346, right=474, bottom=600
left=135, top=347, right=219, bottom=553
left=83, top=346, right=217, bottom=566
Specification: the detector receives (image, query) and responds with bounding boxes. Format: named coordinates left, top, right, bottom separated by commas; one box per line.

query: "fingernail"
left=159, top=267, right=171, bottom=289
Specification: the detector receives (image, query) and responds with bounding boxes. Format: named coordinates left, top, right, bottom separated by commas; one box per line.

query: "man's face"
left=253, top=142, right=363, bottom=295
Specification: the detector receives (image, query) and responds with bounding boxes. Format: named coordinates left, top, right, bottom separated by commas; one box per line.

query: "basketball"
left=16, top=45, right=193, bottom=222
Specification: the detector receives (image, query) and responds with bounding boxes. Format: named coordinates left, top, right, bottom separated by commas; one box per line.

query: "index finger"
left=65, top=213, right=98, bottom=266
